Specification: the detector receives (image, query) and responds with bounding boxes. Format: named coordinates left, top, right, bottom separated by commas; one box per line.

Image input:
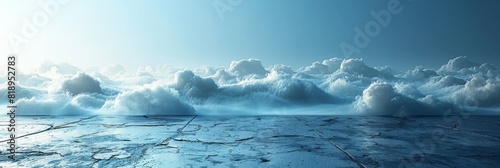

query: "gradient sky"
left=1, top=0, right=499, bottom=71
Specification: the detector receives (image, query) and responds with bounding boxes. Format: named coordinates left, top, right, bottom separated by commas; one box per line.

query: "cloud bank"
left=3, top=56, right=499, bottom=116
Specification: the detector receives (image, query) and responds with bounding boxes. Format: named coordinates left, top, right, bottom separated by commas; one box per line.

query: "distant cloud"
left=355, top=82, right=405, bottom=115
left=172, top=70, right=218, bottom=98
left=102, top=85, right=195, bottom=115
left=452, top=75, right=500, bottom=107
left=6, top=56, right=500, bottom=116
left=34, top=61, right=81, bottom=75
left=339, top=59, right=394, bottom=79
left=439, top=56, right=480, bottom=72
left=228, top=59, right=268, bottom=77
left=299, top=58, right=343, bottom=75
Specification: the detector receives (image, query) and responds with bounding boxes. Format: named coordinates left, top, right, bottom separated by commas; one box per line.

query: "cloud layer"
left=3, top=56, right=499, bottom=116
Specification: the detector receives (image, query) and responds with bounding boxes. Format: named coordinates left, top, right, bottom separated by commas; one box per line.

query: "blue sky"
left=1, top=0, right=499, bottom=71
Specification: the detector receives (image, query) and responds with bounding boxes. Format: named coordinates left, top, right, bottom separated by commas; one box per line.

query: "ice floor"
left=0, top=115, right=499, bottom=167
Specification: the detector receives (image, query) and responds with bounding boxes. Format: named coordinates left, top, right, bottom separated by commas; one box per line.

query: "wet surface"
left=0, top=115, right=499, bottom=167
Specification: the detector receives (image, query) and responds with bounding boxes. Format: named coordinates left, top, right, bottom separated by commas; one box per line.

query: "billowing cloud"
left=101, top=64, right=126, bottom=76
left=405, top=66, right=438, bottom=80
left=228, top=59, right=268, bottom=77
left=229, top=70, right=339, bottom=103
left=211, top=69, right=237, bottom=84
left=427, top=75, right=466, bottom=88
left=102, top=85, right=195, bottom=115
left=269, top=64, right=295, bottom=75
left=439, top=56, right=480, bottom=72
left=61, top=72, right=103, bottom=95
left=299, top=58, right=343, bottom=75
left=273, top=79, right=339, bottom=104
left=72, top=93, right=107, bottom=109
left=339, top=59, right=394, bottom=79
left=322, top=78, right=363, bottom=100
left=452, top=75, right=500, bottom=107
left=5, top=56, right=499, bottom=116
left=355, top=83, right=404, bottom=115
left=1, top=85, right=46, bottom=103
left=16, top=95, right=95, bottom=115
left=438, top=56, right=499, bottom=77
left=34, top=61, right=81, bottom=75
left=299, top=61, right=331, bottom=75
left=354, top=82, right=451, bottom=116
left=172, top=70, right=218, bottom=98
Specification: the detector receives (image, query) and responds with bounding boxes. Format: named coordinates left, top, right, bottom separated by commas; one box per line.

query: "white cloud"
left=322, top=57, right=344, bottom=72
left=439, top=56, right=480, bottom=72
left=426, top=75, right=466, bottom=88
left=100, top=64, right=126, bottom=77
left=102, top=85, right=195, bottom=115
left=404, top=66, right=438, bottom=80
left=273, top=78, right=339, bottom=104
left=228, top=59, right=268, bottom=77
left=61, top=72, right=103, bottom=95
left=269, top=64, right=295, bottom=75
left=354, top=82, right=451, bottom=116
left=299, top=61, right=330, bottom=75
left=172, top=70, right=218, bottom=98
left=355, top=82, right=403, bottom=115
left=211, top=69, right=237, bottom=84
left=1, top=85, right=46, bottom=103
left=299, top=57, right=343, bottom=75
left=9, top=56, right=500, bottom=115
left=339, top=59, right=394, bottom=79
left=452, top=75, right=500, bottom=107
left=322, top=78, right=363, bottom=99
left=34, top=61, right=81, bottom=75
left=16, top=95, right=94, bottom=115
left=71, top=93, right=107, bottom=109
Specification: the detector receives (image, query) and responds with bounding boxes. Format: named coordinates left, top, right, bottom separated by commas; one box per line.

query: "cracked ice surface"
left=0, top=116, right=499, bottom=167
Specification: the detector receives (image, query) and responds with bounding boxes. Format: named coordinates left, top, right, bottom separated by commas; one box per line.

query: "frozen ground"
left=0, top=115, right=499, bottom=167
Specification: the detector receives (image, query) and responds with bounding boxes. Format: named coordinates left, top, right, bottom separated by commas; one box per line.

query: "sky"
left=1, top=0, right=499, bottom=72
left=1, top=1, right=500, bottom=116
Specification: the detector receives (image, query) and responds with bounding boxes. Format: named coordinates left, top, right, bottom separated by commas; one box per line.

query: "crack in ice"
left=0, top=116, right=97, bottom=143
